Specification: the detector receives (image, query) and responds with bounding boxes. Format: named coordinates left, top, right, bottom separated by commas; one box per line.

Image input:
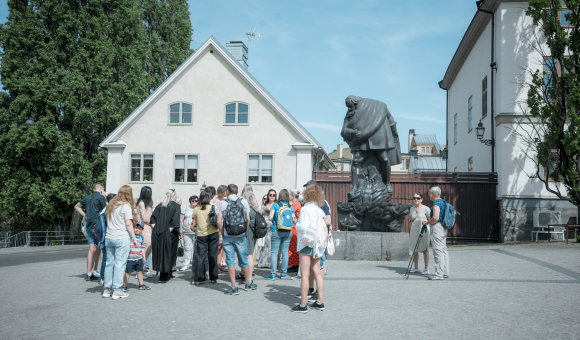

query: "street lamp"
left=441, top=147, right=448, bottom=160
left=201, top=181, right=207, bottom=192
left=475, top=120, right=493, bottom=146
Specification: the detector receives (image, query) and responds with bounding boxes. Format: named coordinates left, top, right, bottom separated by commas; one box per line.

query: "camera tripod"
left=405, top=224, right=427, bottom=280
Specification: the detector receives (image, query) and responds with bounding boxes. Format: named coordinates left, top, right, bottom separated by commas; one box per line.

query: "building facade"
left=439, top=0, right=577, bottom=241
left=100, top=36, right=333, bottom=204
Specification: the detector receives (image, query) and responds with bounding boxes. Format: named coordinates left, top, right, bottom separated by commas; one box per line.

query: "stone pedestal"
left=326, top=231, right=409, bottom=261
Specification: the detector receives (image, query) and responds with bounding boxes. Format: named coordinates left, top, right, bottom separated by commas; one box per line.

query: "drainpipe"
left=438, top=81, right=448, bottom=172
left=477, top=2, right=496, bottom=174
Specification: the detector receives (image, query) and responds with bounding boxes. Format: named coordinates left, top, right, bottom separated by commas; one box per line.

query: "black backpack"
left=252, top=209, right=268, bottom=239
left=223, top=198, right=247, bottom=236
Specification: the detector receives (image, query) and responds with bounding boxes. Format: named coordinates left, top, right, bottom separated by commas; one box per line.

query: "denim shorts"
left=86, top=225, right=97, bottom=244
left=125, top=260, right=144, bottom=273
left=298, top=247, right=325, bottom=269
left=222, top=236, right=248, bottom=268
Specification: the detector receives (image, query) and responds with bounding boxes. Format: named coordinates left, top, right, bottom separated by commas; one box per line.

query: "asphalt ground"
left=0, top=242, right=579, bottom=339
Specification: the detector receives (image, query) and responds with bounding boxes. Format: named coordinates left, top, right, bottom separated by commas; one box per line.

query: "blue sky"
left=0, top=0, right=477, bottom=153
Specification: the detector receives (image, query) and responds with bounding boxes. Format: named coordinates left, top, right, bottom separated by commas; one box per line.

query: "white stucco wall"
left=113, top=50, right=306, bottom=203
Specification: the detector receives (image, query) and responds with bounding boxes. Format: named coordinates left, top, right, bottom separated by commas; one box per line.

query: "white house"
left=439, top=0, right=577, bottom=241
left=100, top=36, right=334, bottom=204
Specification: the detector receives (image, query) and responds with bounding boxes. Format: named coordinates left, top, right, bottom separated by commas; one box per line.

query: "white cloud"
left=392, top=113, right=445, bottom=124
left=302, top=122, right=342, bottom=133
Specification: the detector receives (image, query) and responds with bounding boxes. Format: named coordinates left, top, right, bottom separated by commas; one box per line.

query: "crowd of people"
left=76, top=180, right=333, bottom=312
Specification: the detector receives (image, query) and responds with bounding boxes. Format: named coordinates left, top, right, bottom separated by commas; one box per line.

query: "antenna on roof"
left=246, top=28, right=261, bottom=43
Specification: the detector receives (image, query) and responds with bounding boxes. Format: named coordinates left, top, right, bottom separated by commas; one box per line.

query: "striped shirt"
left=128, top=235, right=144, bottom=261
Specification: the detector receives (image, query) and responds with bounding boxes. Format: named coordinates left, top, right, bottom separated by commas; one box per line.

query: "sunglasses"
left=413, top=197, right=421, bottom=200
left=193, top=200, right=198, bottom=202
left=268, top=194, right=276, bottom=197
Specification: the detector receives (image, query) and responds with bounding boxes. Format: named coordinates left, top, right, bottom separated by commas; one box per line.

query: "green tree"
left=0, top=0, right=192, bottom=233
left=143, top=0, right=193, bottom=92
left=519, top=1, right=580, bottom=218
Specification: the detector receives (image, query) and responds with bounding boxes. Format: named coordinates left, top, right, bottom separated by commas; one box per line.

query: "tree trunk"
left=69, top=209, right=83, bottom=235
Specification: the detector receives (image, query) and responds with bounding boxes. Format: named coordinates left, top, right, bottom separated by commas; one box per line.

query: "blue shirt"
left=79, top=192, right=107, bottom=227
left=271, top=201, right=294, bottom=231
left=430, top=199, right=445, bottom=223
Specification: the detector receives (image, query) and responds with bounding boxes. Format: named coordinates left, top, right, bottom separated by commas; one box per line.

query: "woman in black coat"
left=150, top=189, right=181, bottom=283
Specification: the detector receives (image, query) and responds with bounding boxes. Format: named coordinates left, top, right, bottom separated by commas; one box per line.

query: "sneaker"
left=102, top=288, right=112, bottom=298
left=224, top=286, right=239, bottom=295
left=138, top=285, right=151, bottom=290
left=265, top=274, right=276, bottom=280
left=280, top=274, right=287, bottom=279
left=85, top=274, right=91, bottom=281
left=428, top=275, right=444, bottom=280
left=291, top=275, right=302, bottom=281
left=111, top=290, right=129, bottom=300
left=409, top=268, right=420, bottom=273
left=99, top=279, right=104, bottom=286
left=176, top=267, right=188, bottom=272
left=443, top=275, right=449, bottom=278
left=310, top=301, right=325, bottom=311
left=308, top=291, right=319, bottom=302
left=91, top=271, right=101, bottom=278
left=295, top=290, right=314, bottom=299
left=244, top=282, right=257, bottom=291
left=291, top=304, right=308, bottom=313
left=89, top=274, right=99, bottom=281
left=121, top=286, right=128, bottom=292
left=421, top=269, right=429, bottom=275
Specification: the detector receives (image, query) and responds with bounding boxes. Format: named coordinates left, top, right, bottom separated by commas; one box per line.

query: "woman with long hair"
left=257, top=189, right=276, bottom=268
left=178, top=195, right=198, bottom=272
left=136, top=186, right=154, bottom=274
left=214, top=185, right=228, bottom=272
left=292, top=184, right=326, bottom=313
left=150, top=189, right=181, bottom=283
left=191, top=191, right=219, bottom=284
left=239, top=186, right=259, bottom=281
left=266, top=189, right=296, bottom=280
left=102, top=185, right=137, bottom=300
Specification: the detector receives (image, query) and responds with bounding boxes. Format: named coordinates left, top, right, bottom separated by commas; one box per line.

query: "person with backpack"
left=292, top=184, right=327, bottom=313
left=239, top=187, right=262, bottom=282
left=423, top=186, right=449, bottom=280
left=217, top=184, right=258, bottom=295
left=266, top=189, right=296, bottom=280
left=74, top=182, right=107, bottom=281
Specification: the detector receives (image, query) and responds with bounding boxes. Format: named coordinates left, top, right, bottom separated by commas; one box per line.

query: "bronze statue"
left=341, top=95, right=402, bottom=194
left=337, top=96, right=410, bottom=232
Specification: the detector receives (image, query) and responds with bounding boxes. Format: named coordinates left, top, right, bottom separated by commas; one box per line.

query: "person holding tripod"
left=408, top=192, right=430, bottom=275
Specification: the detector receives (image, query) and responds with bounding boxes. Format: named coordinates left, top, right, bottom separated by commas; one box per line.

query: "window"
left=173, top=154, right=198, bottom=183
left=561, top=9, right=573, bottom=27
left=468, top=96, right=473, bottom=131
left=168, top=103, right=193, bottom=125
left=482, top=77, right=488, bottom=118
left=544, top=57, right=573, bottom=100
left=344, top=163, right=350, bottom=172
left=406, top=159, right=410, bottom=169
left=247, top=154, right=273, bottom=183
left=421, top=147, right=425, bottom=154
left=454, top=114, right=457, bottom=144
left=130, top=154, right=154, bottom=182
left=468, top=157, right=473, bottom=172
left=224, top=102, right=249, bottom=125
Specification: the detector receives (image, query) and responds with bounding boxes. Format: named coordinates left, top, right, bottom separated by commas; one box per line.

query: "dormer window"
left=169, top=103, right=193, bottom=125
left=224, top=102, right=249, bottom=125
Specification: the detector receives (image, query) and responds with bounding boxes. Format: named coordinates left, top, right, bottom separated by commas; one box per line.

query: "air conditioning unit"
left=533, top=210, right=561, bottom=229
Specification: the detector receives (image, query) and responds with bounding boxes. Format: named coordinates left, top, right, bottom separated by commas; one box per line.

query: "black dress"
left=150, top=201, right=181, bottom=282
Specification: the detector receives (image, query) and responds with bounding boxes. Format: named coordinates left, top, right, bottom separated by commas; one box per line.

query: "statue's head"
left=345, top=95, right=362, bottom=110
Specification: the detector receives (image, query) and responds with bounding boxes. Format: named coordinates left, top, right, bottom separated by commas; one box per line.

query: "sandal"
left=210, top=280, right=217, bottom=284
left=138, top=285, right=151, bottom=290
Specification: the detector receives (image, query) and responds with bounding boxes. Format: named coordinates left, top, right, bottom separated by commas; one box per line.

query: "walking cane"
left=405, top=225, right=427, bottom=279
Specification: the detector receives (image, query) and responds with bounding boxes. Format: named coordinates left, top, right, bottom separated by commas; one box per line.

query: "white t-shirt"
left=105, top=203, right=133, bottom=240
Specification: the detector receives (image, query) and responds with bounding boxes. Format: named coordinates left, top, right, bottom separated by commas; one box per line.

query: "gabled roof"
left=413, top=134, right=442, bottom=154
left=411, top=156, right=446, bottom=173
left=100, top=36, right=324, bottom=151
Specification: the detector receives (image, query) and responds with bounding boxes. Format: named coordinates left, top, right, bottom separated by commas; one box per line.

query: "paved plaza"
left=0, top=242, right=579, bottom=339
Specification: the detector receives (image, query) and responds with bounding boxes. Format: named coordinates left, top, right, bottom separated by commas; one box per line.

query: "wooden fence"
left=315, top=172, right=499, bottom=243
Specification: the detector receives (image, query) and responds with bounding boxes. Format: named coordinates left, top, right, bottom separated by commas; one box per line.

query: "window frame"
left=482, top=76, right=488, bottom=119
left=544, top=56, right=573, bottom=101
left=224, top=101, right=250, bottom=126
left=246, top=153, right=274, bottom=184
left=172, top=153, right=200, bottom=184
left=560, top=8, right=574, bottom=28
left=167, top=102, right=194, bottom=126
left=468, top=157, right=474, bottom=173
left=468, top=95, right=473, bottom=132
left=128, top=153, right=155, bottom=183
left=454, top=113, right=458, bottom=144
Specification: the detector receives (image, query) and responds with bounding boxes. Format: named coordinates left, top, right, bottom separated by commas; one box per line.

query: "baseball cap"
left=303, top=180, right=318, bottom=187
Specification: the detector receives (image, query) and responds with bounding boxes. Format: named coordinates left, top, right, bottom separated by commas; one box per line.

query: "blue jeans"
left=104, top=238, right=130, bottom=291
left=145, top=253, right=151, bottom=270
left=270, top=229, right=291, bottom=276
left=100, top=246, right=107, bottom=280
left=223, top=236, right=248, bottom=268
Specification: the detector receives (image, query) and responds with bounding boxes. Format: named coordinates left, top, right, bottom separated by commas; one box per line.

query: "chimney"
left=410, top=148, right=418, bottom=157
left=408, top=129, right=415, bottom=153
left=226, top=41, right=248, bottom=69
left=338, top=144, right=343, bottom=158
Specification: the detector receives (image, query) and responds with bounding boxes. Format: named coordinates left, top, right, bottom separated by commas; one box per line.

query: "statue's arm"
left=341, top=118, right=354, bottom=142
left=358, top=110, right=387, bottom=140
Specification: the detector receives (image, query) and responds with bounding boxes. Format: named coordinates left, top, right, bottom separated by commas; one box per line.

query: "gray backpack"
left=223, top=198, right=247, bottom=236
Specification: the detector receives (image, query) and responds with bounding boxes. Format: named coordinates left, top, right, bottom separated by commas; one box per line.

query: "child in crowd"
left=122, top=225, right=151, bottom=291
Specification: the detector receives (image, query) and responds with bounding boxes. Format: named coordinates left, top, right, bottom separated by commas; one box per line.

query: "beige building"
left=100, top=36, right=333, bottom=203
left=328, top=143, right=411, bottom=174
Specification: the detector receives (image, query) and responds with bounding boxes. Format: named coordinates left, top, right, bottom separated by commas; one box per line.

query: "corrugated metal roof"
left=413, top=134, right=442, bottom=154
left=411, top=156, right=446, bottom=173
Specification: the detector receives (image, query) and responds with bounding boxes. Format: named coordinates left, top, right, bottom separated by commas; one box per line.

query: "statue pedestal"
left=326, top=231, right=409, bottom=261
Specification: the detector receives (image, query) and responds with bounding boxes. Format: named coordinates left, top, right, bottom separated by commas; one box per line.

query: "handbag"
left=177, top=239, right=184, bottom=257
left=326, top=230, right=335, bottom=256
left=208, top=204, right=217, bottom=227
